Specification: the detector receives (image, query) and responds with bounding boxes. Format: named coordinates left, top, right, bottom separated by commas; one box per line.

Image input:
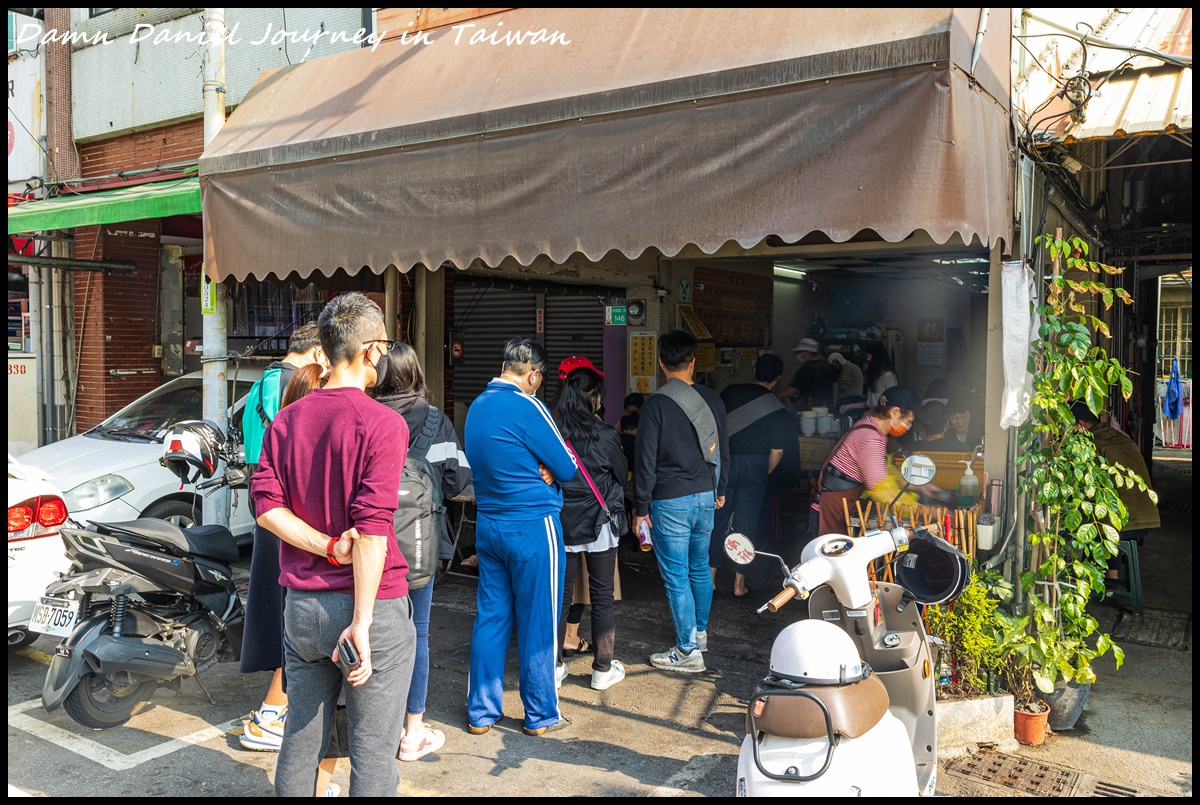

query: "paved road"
left=7, top=544, right=796, bottom=798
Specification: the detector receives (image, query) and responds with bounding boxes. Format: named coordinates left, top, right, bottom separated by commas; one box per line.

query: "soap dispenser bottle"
left=956, top=459, right=980, bottom=507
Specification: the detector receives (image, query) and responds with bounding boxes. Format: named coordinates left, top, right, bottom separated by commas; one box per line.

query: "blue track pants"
left=467, top=512, right=565, bottom=731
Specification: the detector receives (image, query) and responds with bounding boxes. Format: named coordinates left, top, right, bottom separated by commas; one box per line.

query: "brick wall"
left=73, top=221, right=164, bottom=430
left=70, top=119, right=204, bottom=430
left=79, top=119, right=205, bottom=178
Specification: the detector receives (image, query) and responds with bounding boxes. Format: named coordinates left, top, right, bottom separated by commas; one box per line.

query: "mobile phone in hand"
left=334, top=637, right=359, bottom=676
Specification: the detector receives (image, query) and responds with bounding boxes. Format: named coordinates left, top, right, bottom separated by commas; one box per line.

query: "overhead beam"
left=7, top=254, right=137, bottom=272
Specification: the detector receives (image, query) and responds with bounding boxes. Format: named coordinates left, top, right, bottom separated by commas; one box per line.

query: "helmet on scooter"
left=894, top=530, right=970, bottom=606
left=769, top=620, right=868, bottom=686
left=161, top=419, right=225, bottom=483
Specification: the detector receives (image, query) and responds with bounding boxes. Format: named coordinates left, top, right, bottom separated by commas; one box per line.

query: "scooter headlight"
left=64, top=475, right=134, bottom=511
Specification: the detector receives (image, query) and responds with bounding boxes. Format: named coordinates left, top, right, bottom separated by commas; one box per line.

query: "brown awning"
left=201, top=8, right=1013, bottom=283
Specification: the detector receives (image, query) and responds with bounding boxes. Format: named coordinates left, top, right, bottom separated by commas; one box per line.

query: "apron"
left=816, top=419, right=879, bottom=536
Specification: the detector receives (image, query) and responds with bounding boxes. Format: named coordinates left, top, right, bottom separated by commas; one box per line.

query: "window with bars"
left=1158, top=304, right=1191, bottom=379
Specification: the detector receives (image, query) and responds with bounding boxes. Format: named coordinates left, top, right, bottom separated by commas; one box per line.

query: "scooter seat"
left=94, top=519, right=240, bottom=564
left=746, top=674, right=890, bottom=740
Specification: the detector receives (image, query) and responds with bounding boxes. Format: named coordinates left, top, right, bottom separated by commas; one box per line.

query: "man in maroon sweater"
left=252, top=292, right=414, bottom=797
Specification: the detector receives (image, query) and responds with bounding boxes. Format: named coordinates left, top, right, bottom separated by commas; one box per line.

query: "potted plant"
left=992, top=609, right=1050, bottom=745
left=1000, top=232, right=1156, bottom=733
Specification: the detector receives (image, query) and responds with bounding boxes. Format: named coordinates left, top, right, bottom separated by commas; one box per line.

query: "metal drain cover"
left=944, top=752, right=1176, bottom=797
left=945, top=751, right=1078, bottom=796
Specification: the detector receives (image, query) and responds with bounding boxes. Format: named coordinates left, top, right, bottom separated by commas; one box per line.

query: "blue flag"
left=1162, top=357, right=1183, bottom=420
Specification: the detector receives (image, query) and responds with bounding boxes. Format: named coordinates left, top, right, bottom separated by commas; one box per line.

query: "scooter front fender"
left=41, top=614, right=111, bottom=713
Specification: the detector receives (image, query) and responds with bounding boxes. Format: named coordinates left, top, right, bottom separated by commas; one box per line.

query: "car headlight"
left=64, top=475, right=134, bottom=510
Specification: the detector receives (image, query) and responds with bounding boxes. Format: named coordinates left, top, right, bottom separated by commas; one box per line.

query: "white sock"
left=259, top=702, right=285, bottom=721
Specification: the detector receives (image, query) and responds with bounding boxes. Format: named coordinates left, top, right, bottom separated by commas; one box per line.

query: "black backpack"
left=393, top=406, right=444, bottom=592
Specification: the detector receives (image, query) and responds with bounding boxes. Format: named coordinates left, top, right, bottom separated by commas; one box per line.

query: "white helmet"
left=161, top=419, right=225, bottom=484
left=769, top=620, right=867, bottom=685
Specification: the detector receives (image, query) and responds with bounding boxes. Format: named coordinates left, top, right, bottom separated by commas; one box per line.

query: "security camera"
left=656, top=288, right=668, bottom=301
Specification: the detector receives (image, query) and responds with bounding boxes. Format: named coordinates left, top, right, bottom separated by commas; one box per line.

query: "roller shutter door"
left=542, top=295, right=606, bottom=406
left=453, top=286, right=536, bottom=403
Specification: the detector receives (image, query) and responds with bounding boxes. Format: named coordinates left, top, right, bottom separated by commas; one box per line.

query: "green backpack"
left=241, top=366, right=285, bottom=464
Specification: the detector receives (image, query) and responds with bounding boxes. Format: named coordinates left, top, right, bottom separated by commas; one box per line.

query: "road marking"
left=7, top=698, right=242, bottom=771
left=17, top=646, right=53, bottom=665
left=648, top=753, right=727, bottom=797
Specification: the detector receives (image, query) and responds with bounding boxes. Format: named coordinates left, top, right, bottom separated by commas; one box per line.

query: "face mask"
left=889, top=419, right=911, bottom=437
left=371, top=344, right=389, bottom=388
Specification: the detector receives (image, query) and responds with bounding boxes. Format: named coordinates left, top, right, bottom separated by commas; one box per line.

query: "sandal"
left=397, top=724, right=446, bottom=761
left=561, top=638, right=592, bottom=658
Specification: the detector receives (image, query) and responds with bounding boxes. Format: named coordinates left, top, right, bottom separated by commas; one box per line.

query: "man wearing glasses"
left=252, top=293, right=416, bottom=797
left=464, top=337, right=578, bottom=737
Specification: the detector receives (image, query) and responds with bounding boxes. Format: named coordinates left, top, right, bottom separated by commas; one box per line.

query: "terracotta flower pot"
left=1014, top=703, right=1050, bottom=746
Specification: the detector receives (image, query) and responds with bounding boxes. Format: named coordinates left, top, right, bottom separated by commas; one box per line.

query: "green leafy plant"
left=925, top=571, right=1003, bottom=697
left=1000, top=232, right=1157, bottom=708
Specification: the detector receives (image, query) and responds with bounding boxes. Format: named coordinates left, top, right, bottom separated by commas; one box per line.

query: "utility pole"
left=201, top=9, right=230, bottom=527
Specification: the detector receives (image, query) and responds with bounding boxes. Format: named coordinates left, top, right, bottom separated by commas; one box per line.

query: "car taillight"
left=9, top=503, right=34, bottom=533
left=38, top=496, right=68, bottom=528
left=8, top=496, right=67, bottom=541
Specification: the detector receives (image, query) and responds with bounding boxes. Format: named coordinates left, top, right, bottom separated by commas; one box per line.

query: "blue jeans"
left=709, top=453, right=770, bottom=567
left=651, top=491, right=715, bottom=653
left=407, top=577, right=433, bottom=716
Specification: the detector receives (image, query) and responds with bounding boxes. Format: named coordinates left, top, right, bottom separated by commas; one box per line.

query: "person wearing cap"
left=828, top=352, right=864, bottom=409
left=813, top=385, right=921, bottom=535
left=776, top=337, right=837, bottom=410
left=1070, top=401, right=1158, bottom=546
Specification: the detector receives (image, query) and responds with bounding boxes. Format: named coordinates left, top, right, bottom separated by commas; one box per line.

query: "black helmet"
left=894, top=530, right=970, bottom=606
left=161, top=419, right=226, bottom=483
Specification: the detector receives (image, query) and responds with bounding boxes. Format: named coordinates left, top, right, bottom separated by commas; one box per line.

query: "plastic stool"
left=1106, top=539, right=1143, bottom=617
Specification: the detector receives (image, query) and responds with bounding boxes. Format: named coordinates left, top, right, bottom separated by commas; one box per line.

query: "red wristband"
left=326, top=537, right=340, bottom=567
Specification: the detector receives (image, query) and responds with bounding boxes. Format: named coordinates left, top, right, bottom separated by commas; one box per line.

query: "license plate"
left=29, top=597, right=80, bottom=637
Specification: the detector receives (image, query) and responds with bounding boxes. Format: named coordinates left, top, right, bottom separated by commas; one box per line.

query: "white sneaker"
left=238, top=707, right=286, bottom=751
left=555, top=663, right=568, bottom=689
left=696, top=630, right=708, bottom=653
left=650, top=646, right=706, bottom=673
left=324, top=783, right=341, bottom=797
left=591, top=660, right=626, bottom=691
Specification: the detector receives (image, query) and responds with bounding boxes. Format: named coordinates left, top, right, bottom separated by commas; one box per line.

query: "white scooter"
left=725, top=454, right=969, bottom=797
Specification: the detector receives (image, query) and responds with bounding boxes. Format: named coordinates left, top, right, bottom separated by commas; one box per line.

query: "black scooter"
left=38, top=466, right=247, bottom=729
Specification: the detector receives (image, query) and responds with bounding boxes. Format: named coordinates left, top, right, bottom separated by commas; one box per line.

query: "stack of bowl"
left=799, top=410, right=817, bottom=436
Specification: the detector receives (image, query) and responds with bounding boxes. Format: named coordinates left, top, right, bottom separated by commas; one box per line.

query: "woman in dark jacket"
left=553, top=365, right=628, bottom=691
left=370, top=343, right=471, bottom=761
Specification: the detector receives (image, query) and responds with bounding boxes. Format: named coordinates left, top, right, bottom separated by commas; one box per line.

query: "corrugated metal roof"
left=1022, top=7, right=1193, bottom=142
left=1057, top=66, right=1192, bottom=141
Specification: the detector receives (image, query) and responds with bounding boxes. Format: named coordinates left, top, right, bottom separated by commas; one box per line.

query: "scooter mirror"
left=724, top=533, right=756, bottom=565
left=900, top=453, right=936, bottom=487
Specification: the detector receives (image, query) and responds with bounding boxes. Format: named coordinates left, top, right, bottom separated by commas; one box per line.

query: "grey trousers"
left=275, top=590, right=415, bottom=798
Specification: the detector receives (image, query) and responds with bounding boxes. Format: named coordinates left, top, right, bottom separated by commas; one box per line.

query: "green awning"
left=7, top=176, right=200, bottom=235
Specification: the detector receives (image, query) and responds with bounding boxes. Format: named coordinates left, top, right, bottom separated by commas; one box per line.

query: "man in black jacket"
left=633, top=331, right=729, bottom=673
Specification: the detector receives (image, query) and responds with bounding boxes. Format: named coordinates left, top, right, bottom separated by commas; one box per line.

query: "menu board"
left=629, top=330, right=658, bottom=394
left=692, top=266, right=772, bottom=346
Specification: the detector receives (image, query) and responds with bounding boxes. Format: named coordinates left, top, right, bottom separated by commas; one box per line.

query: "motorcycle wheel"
left=63, top=671, right=157, bottom=729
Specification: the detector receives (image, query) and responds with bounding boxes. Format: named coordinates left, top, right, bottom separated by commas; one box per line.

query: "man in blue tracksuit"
left=464, top=338, right=578, bottom=736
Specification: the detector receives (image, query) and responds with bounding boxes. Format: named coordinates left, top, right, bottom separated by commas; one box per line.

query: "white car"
left=19, top=368, right=263, bottom=550
left=8, top=454, right=71, bottom=648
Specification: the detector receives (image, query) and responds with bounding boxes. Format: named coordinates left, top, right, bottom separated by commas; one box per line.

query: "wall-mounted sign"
left=200, top=270, right=217, bottom=315
left=605, top=305, right=627, bottom=326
